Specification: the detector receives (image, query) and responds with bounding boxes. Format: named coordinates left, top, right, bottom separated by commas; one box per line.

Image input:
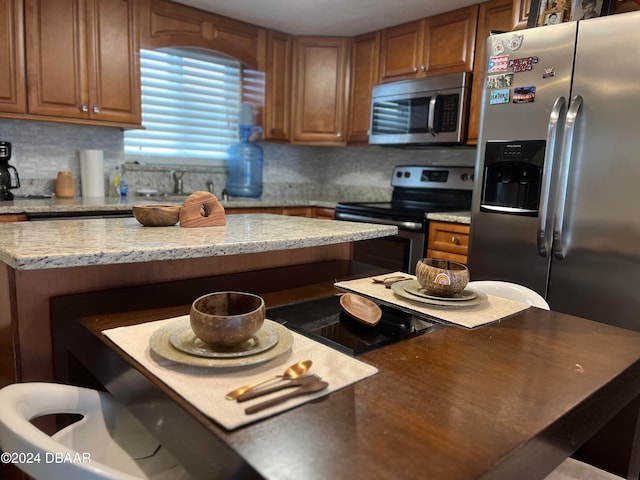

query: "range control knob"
left=461, top=173, right=470, bottom=181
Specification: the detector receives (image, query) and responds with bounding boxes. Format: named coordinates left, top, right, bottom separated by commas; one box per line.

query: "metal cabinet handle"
left=92, top=105, right=100, bottom=113
left=451, top=236, right=460, bottom=245
left=336, top=132, right=342, bottom=138
left=553, top=95, right=583, bottom=260
left=537, top=96, right=566, bottom=258
left=412, top=66, right=418, bottom=73
left=420, top=65, right=426, bottom=72
left=81, top=105, right=89, bottom=112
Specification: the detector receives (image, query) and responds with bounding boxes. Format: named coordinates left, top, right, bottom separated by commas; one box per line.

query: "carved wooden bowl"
left=190, top=292, right=265, bottom=347
left=132, top=204, right=181, bottom=227
left=415, top=258, right=469, bottom=297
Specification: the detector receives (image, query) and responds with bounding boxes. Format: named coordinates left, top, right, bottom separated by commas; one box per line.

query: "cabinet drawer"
left=428, top=221, right=470, bottom=255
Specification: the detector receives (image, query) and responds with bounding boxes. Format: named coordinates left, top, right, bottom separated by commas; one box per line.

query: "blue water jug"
left=226, top=125, right=263, bottom=198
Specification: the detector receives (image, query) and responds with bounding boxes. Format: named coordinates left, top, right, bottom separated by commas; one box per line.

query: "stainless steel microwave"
left=369, top=72, right=471, bottom=146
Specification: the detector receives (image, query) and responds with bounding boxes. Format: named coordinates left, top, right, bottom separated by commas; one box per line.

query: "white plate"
left=169, top=321, right=278, bottom=358
left=391, top=280, right=488, bottom=307
left=402, top=280, right=478, bottom=301
left=149, top=318, right=293, bottom=368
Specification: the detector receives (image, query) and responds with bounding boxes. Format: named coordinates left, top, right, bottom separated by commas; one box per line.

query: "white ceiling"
left=173, top=0, right=481, bottom=36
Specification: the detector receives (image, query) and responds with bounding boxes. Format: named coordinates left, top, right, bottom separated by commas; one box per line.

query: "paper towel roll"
left=79, top=150, right=105, bottom=197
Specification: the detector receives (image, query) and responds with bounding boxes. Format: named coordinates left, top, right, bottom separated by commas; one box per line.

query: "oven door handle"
left=335, top=212, right=424, bottom=231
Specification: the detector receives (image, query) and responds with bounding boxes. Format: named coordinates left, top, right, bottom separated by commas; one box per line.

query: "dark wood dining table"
left=51, top=261, right=640, bottom=480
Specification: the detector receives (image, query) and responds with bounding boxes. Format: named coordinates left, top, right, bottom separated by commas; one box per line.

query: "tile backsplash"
left=0, top=118, right=476, bottom=201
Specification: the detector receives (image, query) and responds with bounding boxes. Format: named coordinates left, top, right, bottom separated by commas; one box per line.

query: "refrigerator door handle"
left=537, top=96, right=566, bottom=258
left=553, top=95, right=583, bottom=260
left=428, top=95, right=438, bottom=136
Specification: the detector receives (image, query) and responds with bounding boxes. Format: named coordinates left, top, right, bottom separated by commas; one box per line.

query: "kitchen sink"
left=13, top=195, right=54, bottom=199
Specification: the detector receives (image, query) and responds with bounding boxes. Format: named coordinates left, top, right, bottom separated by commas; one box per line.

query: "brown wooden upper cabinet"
left=347, top=31, right=380, bottom=144
left=25, top=0, right=140, bottom=125
left=140, top=0, right=266, bottom=71
left=0, top=0, right=25, bottom=114
left=291, top=37, right=349, bottom=145
left=264, top=30, right=292, bottom=142
left=378, top=5, right=479, bottom=83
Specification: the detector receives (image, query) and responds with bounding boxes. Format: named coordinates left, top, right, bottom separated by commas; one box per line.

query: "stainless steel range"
left=335, top=165, right=474, bottom=273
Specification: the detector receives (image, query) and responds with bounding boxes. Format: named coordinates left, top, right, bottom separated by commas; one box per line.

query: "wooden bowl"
left=190, top=292, right=265, bottom=347
left=340, top=293, right=382, bottom=326
left=132, top=204, right=181, bottom=227
left=415, top=258, right=469, bottom=297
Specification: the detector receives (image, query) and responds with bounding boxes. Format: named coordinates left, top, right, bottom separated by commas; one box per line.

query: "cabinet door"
left=0, top=0, right=26, bottom=113
left=347, top=31, right=379, bottom=144
left=25, top=0, right=88, bottom=119
left=378, top=19, right=424, bottom=83
left=87, top=0, right=140, bottom=124
left=467, top=0, right=514, bottom=145
left=291, top=37, right=349, bottom=145
left=423, top=5, right=478, bottom=77
left=264, top=30, right=292, bottom=141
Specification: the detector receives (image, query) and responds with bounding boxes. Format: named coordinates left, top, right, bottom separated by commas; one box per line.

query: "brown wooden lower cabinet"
left=427, top=220, right=470, bottom=264
left=0, top=214, right=27, bottom=222
left=225, top=206, right=334, bottom=219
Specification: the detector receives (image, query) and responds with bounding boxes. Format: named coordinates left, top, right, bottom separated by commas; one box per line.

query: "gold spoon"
left=225, top=360, right=312, bottom=400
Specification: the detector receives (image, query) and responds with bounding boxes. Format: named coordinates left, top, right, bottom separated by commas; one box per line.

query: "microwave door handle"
left=537, top=96, right=566, bottom=257
left=553, top=95, right=583, bottom=260
left=428, top=95, right=438, bottom=136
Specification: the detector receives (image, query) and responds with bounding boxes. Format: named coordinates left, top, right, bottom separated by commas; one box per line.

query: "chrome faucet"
left=171, top=170, right=185, bottom=194
left=205, top=179, right=214, bottom=194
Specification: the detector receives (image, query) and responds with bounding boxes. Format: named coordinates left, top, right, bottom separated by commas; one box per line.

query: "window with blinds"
left=124, top=48, right=242, bottom=166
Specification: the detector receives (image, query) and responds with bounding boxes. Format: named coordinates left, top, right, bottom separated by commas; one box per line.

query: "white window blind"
left=124, top=48, right=242, bottom=166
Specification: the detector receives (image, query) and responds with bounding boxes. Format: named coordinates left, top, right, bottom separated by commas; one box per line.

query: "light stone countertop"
left=0, top=214, right=396, bottom=270
left=426, top=211, right=471, bottom=225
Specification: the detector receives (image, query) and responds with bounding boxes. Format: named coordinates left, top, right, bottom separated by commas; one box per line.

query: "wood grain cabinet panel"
left=347, top=31, right=380, bottom=144
left=264, top=30, right=292, bottom=141
left=291, top=36, right=349, bottom=145
left=378, top=6, right=478, bottom=83
left=378, top=19, right=425, bottom=83
left=468, top=0, right=514, bottom=145
left=423, top=6, right=478, bottom=77
left=427, top=221, right=470, bottom=264
left=25, top=0, right=140, bottom=125
left=0, top=0, right=26, bottom=114
left=140, top=0, right=266, bottom=70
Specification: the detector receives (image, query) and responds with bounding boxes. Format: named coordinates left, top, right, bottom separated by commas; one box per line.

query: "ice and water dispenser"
left=480, top=140, right=546, bottom=215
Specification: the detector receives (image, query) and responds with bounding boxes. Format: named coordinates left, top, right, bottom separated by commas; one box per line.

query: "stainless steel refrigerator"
left=468, top=11, right=640, bottom=332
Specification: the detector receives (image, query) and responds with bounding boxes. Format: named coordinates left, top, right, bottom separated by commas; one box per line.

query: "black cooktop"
left=267, top=295, right=446, bottom=355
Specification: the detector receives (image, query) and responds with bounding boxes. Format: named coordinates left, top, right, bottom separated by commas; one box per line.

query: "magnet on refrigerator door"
left=490, top=89, right=511, bottom=105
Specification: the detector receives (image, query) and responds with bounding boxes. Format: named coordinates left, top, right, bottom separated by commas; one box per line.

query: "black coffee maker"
left=0, top=141, right=20, bottom=201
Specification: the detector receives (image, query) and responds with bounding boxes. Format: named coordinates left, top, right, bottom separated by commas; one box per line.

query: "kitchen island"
left=0, top=214, right=396, bottom=386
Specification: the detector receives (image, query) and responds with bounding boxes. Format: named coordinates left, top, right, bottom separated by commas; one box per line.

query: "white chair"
left=0, top=382, right=191, bottom=480
left=468, top=280, right=550, bottom=309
